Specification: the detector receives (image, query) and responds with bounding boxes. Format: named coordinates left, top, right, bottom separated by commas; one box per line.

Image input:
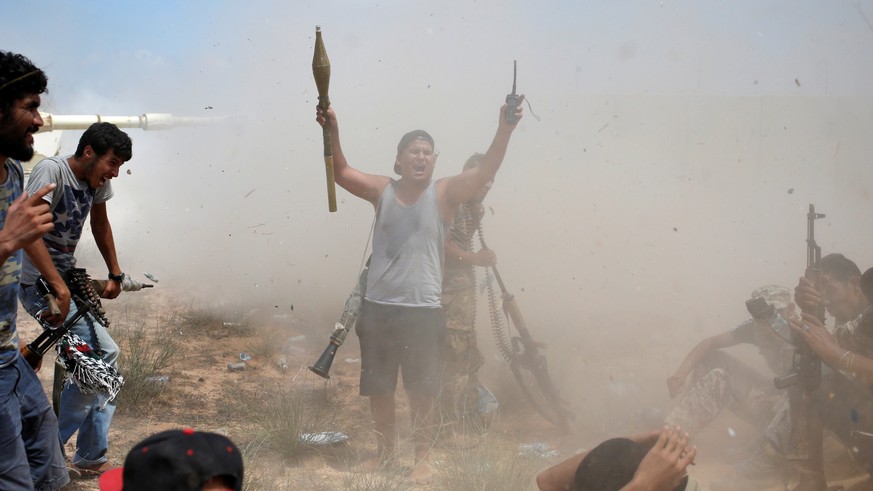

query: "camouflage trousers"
left=439, top=283, right=485, bottom=427
left=665, top=351, right=784, bottom=436
left=812, top=370, right=873, bottom=472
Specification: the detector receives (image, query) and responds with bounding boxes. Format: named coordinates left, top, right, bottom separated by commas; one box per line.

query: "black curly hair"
left=815, top=253, right=862, bottom=284
left=75, top=122, right=133, bottom=162
left=0, top=51, right=48, bottom=114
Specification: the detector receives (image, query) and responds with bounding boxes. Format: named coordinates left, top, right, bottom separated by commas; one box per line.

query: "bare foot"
left=409, top=460, right=434, bottom=484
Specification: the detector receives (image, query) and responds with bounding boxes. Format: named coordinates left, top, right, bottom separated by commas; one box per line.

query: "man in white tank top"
left=316, top=97, right=524, bottom=483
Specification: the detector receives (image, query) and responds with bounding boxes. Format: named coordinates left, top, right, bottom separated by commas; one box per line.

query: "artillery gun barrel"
left=36, top=112, right=215, bottom=133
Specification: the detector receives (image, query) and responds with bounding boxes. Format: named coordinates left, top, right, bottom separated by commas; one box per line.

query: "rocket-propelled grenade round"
left=312, top=26, right=331, bottom=111
left=313, top=25, right=337, bottom=213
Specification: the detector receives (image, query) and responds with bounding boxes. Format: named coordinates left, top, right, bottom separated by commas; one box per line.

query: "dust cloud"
left=6, top=1, right=873, bottom=448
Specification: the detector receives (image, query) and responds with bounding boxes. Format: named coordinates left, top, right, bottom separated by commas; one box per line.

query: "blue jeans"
left=20, top=285, right=119, bottom=466
left=0, top=355, right=69, bottom=490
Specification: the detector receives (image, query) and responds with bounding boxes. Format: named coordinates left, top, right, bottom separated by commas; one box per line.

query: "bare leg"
left=408, top=391, right=436, bottom=483
left=363, top=393, right=395, bottom=471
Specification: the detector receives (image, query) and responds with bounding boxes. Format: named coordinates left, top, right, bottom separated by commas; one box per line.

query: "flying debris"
left=143, top=272, right=160, bottom=283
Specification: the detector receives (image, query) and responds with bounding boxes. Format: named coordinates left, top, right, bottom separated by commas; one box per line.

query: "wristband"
left=839, top=350, right=852, bottom=371
left=108, top=272, right=124, bottom=283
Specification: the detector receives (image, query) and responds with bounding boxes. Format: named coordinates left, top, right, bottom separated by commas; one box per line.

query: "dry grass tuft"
left=434, top=432, right=542, bottom=491
left=112, top=304, right=179, bottom=415
left=338, top=467, right=408, bottom=491
left=231, top=381, right=349, bottom=462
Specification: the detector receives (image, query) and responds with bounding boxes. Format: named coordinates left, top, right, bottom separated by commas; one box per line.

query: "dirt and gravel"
left=18, top=287, right=870, bottom=490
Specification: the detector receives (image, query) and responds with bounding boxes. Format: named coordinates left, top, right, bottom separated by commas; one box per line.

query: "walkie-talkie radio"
left=505, top=60, right=520, bottom=124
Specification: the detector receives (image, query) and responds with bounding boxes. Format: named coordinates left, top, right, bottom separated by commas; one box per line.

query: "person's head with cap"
left=747, top=285, right=794, bottom=331
left=749, top=285, right=792, bottom=313
left=99, top=428, right=243, bottom=491
left=393, top=129, right=436, bottom=181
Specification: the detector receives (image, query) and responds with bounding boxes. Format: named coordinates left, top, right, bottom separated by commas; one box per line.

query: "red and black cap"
left=99, top=428, right=243, bottom=491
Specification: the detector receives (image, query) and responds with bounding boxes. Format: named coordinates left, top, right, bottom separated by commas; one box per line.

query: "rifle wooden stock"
left=501, top=292, right=527, bottom=334
left=479, top=237, right=541, bottom=348
left=20, top=344, right=43, bottom=372
left=501, top=292, right=544, bottom=349
left=21, top=297, right=93, bottom=372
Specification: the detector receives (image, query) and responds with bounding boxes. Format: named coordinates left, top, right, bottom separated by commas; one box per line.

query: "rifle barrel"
left=806, top=203, right=824, bottom=268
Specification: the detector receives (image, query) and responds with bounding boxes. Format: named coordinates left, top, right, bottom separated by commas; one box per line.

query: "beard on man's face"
left=0, top=117, right=37, bottom=161
left=0, top=132, right=35, bottom=161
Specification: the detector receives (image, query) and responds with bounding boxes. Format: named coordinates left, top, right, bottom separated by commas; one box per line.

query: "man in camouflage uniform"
left=784, top=256, right=873, bottom=484
left=664, top=285, right=795, bottom=436
left=439, top=153, right=496, bottom=429
left=713, top=254, right=873, bottom=490
left=665, top=285, right=798, bottom=490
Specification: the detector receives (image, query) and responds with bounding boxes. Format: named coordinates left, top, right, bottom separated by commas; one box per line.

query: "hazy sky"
left=4, top=1, right=873, bottom=385
left=6, top=1, right=873, bottom=99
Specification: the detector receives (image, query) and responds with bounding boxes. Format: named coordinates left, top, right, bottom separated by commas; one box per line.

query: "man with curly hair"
left=0, top=50, right=71, bottom=490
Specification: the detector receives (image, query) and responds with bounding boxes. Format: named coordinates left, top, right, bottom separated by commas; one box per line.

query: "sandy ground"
left=16, top=287, right=870, bottom=490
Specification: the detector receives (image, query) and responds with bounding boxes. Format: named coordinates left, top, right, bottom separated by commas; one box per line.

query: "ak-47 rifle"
left=20, top=277, right=94, bottom=371
left=774, top=204, right=826, bottom=490
left=24, top=268, right=148, bottom=412
left=479, top=234, right=573, bottom=432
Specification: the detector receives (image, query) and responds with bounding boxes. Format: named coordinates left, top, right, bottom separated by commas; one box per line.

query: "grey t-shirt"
left=20, top=155, right=113, bottom=285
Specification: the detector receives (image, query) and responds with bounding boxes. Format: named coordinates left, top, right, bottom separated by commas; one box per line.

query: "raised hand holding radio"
left=505, top=60, right=520, bottom=124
